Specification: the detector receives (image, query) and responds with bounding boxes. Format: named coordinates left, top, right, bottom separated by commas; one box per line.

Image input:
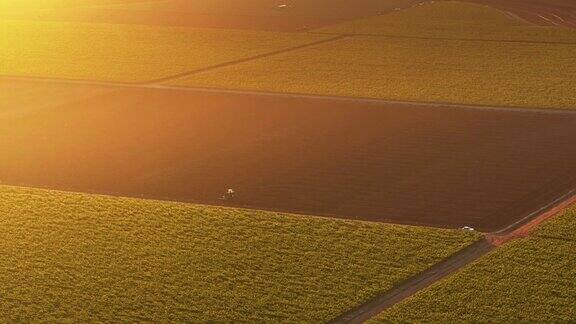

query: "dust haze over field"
left=1, top=0, right=576, bottom=322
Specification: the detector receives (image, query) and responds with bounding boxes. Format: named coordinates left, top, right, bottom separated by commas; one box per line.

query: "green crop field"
left=175, top=35, right=576, bottom=109
left=371, top=208, right=576, bottom=322
left=0, top=19, right=328, bottom=82
left=534, top=208, right=576, bottom=241
left=0, top=185, right=478, bottom=322
left=316, top=1, right=576, bottom=43
left=171, top=1, right=576, bottom=109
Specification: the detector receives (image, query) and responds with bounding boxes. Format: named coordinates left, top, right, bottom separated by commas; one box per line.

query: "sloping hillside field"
left=372, top=208, right=576, bottom=322
left=0, top=185, right=478, bottom=322
left=2, top=80, right=576, bottom=232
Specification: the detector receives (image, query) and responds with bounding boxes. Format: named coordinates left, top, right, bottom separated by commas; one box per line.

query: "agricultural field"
left=0, top=185, right=479, bottom=322
left=171, top=1, right=576, bottom=109
left=3, top=80, right=576, bottom=232
left=316, top=1, right=576, bottom=42
left=534, top=208, right=576, bottom=241
left=175, top=34, right=576, bottom=109
left=1, top=0, right=576, bottom=321
left=0, top=79, right=108, bottom=118
left=0, top=0, right=424, bottom=31
left=372, top=208, right=576, bottom=322
left=0, top=19, right=328, bottom=82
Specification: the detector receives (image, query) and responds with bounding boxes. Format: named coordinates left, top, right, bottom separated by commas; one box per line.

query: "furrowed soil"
left=2, top=80, right=576, bottom=232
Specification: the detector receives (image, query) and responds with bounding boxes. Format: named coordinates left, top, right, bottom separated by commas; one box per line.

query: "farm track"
left=1, top=75, right=575, bottom=115
left=147, top=35, right=349, bottom=84
left=487, top=189, right=576, bottom=245
left=2, top=79, right=576, bottom=232
left=330, top=238, right=495, bottom=324
left=331, top=186, right=576, bottom=323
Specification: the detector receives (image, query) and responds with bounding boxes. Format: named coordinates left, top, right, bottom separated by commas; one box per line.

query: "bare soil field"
left=2, top=80, right=576, bottom=232
left=0, top=0, right=424, bottom=31
left=3, top=0, right=574, bottom=30
left=469, top=0, right=576, bottom=28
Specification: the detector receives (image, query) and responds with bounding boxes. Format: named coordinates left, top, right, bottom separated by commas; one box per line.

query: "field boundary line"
left=275, top=167, right=572, bottom=322
left=487, top=188, right=576, bottom=245
left=0, top=184, right=458, bottom=234
left=145, top=35, right=348, bottom=84
left=1, top=74, right=575, bottom=114
left=492, top=186, right=576, bottom=236
left=332, top=186, right=576, bottom=323
left=151, top=85, right=576, bottom=114
left=329, top=238, right=495, bottom=324
left=308, top=32, right=576, bottom=45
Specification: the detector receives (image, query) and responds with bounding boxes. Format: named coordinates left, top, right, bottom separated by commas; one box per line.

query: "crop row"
left=0, top=185, right=477, bottom=322
left=373, top=208, right=576, bottom=322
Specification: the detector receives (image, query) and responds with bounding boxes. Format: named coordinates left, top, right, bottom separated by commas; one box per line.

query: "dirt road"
left=330, top=187, right=576, bottom=323
left=330, top=238, right=495, bottom=323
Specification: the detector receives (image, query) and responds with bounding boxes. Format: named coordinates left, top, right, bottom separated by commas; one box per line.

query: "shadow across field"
left=2, top=80, right=576, bottom=232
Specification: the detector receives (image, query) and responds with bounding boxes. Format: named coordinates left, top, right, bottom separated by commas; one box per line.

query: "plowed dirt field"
left=2, top=80, right=576, bottom=231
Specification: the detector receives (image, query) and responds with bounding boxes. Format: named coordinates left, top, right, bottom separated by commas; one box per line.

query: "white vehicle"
left=221, top=188, right=236, bottom=200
